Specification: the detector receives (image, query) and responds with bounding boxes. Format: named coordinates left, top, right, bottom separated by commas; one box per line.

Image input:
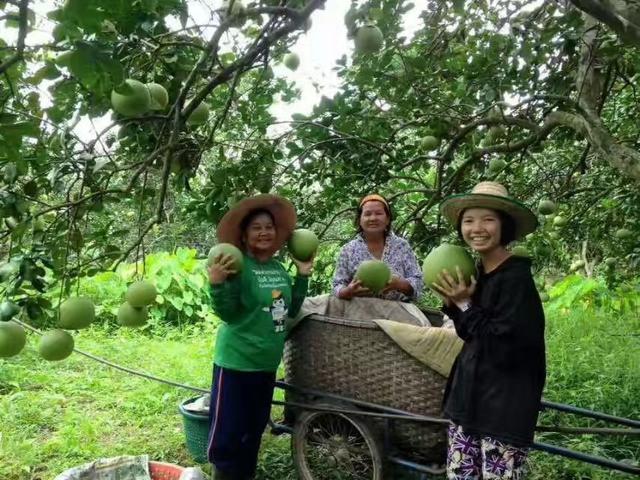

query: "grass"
left=1, top=305, right=638, bottom=479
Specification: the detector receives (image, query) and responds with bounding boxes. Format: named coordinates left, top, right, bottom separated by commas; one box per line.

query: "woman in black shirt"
left=433, top=181, right=546, bottom=480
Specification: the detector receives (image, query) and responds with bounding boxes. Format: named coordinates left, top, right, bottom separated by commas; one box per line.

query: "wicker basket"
left=179, top=398, right=210, bottom=463
left=284, top=314, right=447, bottom=462
left=149, top=461, right=185, bottom=480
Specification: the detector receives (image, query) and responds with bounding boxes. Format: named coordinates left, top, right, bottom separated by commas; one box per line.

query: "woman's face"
left=243, top=213, right=276, bottom=253
left=460, top=208, right=502, bottom=253
left=360, top=201, right=389, bottom=236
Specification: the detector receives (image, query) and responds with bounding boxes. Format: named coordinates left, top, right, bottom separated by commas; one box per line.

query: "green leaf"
left=368, top=8, right=383, bottom=21
left=0, top=113, right=19, bottom=124
left=0, top=122, right=40, bottom=139
left=28, top=63, right=61, bottom=85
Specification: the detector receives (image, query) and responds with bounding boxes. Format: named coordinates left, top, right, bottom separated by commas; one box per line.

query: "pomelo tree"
left=1, top=0, right=639, bottom=323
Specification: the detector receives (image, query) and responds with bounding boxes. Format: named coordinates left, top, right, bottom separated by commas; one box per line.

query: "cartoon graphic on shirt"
left=268, top=289, right=287, bottom=333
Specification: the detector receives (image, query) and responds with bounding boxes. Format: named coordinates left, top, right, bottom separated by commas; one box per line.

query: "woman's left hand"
left=291, top=254, right=314, bottom=276
left=381, top=275, right=412, bottom=295
left=432, top=266, right=477, bottom=306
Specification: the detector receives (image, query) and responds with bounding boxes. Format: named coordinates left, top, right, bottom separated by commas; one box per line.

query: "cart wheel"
left=292, top=408, right=383, bottom=480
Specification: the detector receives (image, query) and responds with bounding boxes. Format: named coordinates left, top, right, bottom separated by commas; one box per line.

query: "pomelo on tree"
left=552, top=215, right=567, bottom=227
left=117, top=302, right=148, bottom=327
left=421, top=135, right=440, bottom=151
left=221, top=0, right=246, bottom=27
left=537, top=199, right=556, bottom=215
left=146, top=82, right=169, bottom=110
left=0, top=321, right=26, bottom=358
left=354, top=24, right=384, bottom=53
left=0, top=300, right=20, bottom=321
left=488, top=157, right=507, bottom=172
left=262, top=66, right=274, bottom=81
left=288, top=229, right=319, bottom=261
left=604, top=257, right=616, bottom=266
left=125, top=280, right=157, bottom=307
left=39, top=329, right=74, bottom=361
left=208, top=243, right=244, bottom=272
left=355, top=260, right=391, bottom=293
left=110, top=79, right=151, bottom=117
left=283, top=53, right=300, bottom=71
left=511, top=245, right=530, bottom=257
left=422, top=244, right=476, bottom=289
left=615, top=228, right=633, bottom=239
left=186, top=100, right=210, bottom=126
left=58, top=297, right=95, bottom=329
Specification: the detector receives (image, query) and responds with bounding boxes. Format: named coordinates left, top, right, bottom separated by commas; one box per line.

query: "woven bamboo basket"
left=284, top=314, right=448, bottom=463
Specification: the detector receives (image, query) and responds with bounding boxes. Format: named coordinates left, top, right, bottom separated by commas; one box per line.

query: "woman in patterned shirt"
left=332, top=194, right=423, bottom=302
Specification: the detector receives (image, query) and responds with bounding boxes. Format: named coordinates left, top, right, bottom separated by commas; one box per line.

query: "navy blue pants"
left=207, top=364, right=276, bottom=478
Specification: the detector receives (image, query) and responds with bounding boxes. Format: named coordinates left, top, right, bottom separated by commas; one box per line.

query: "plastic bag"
left=178, top=467, right=207, bottom=480
left=54, top=455, right=151, bottom=480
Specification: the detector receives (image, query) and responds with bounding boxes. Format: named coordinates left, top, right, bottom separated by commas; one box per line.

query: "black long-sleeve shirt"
left=442, top=255, right=546, bottom=447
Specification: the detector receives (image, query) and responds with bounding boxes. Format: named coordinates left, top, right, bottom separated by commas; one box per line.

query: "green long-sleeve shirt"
left=210, top=254, right=308, bottom=372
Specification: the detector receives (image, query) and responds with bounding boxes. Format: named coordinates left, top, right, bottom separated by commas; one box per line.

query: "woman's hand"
left=432, top=266, right=477, bottom=308
left=207, top=254, right=238, bottom=285
left=338, top=279, right=371, bottom=300
left=381, top=275, right=413, bottom=296
left=291, top=254, right=314, bottom=277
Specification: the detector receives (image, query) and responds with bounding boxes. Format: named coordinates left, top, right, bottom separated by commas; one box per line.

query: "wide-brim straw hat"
left=217, top=194, right=297, bottom=254
left=440, top=181, right=538, bottom=240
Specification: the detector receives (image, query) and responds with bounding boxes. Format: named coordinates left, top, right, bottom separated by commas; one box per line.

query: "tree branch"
left=570, top=0, right=640, bottom=46
left=0, top=0, right=29, bottom=75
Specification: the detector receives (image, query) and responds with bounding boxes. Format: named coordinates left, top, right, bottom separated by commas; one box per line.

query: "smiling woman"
left=205, top=194, right=315, bottom=480
left=332, top=194, right=423, bottom=302
left=433, top=181, right=545, bottom=480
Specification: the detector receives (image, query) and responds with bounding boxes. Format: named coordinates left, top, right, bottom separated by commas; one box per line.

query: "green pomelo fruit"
left=538, top=199, right=556, bottom=215
left=548, top=231, right=560, bottom=240
left=422, top=244, right=476, bottom=288
left=488, top=157, right=507, bottom=172
left=0, top=321, right=26, bottom=358
left=354, top=24, right=384, bottom=54
left=421, top=135, right=440, bottom=151
left=283, top=53, right=300, bottom=71
left=288, top=229, right=319, bottom=261
left=615, top=228, right=633, bottom=239
left=39, top=329, right=74, bottom=361
left=552, top=215, right=567, bottom=227
left=146, top=82, right=169, bottom=110
left=0, top=300, right=20, bottom=321
left=604, top=257, right=616, bottom=266
left=125, top=280, right=157, bottom=307
left=186, top=101, right=210, bottom=126
left=511, top=245, right=530, bottom=257
left=117, top=302, right=148, bottom=327
left=222, top=0, right=246, bottom=27
left=262, top=66, right=274, bottom=80
left=355, top=260, right=391, bottom=293
left=208, top=243, right=244, bottom=272
left=111, top=79, right=151, bottom=117
left=58, top=297, right=95, bottom=329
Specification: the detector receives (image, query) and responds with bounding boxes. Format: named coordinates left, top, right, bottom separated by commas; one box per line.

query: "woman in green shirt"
left=206, top=194, right=313, bottom=480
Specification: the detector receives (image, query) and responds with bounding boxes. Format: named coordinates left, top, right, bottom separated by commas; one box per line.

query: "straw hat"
left=440, top=181, right=538, bottom=240
left=217, top=194, right=297, bottom=254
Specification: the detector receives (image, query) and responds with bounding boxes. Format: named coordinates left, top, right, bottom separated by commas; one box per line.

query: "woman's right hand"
left=338, top=279, right=371, bottom=300
left=207, top=254, right=238, bottom=285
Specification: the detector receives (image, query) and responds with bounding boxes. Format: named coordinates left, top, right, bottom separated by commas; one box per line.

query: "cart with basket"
left=271, top=298, right=640, bottom=479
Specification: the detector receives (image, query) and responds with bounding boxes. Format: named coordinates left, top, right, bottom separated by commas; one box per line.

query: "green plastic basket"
left=178, top=397, right=210, bottom=463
